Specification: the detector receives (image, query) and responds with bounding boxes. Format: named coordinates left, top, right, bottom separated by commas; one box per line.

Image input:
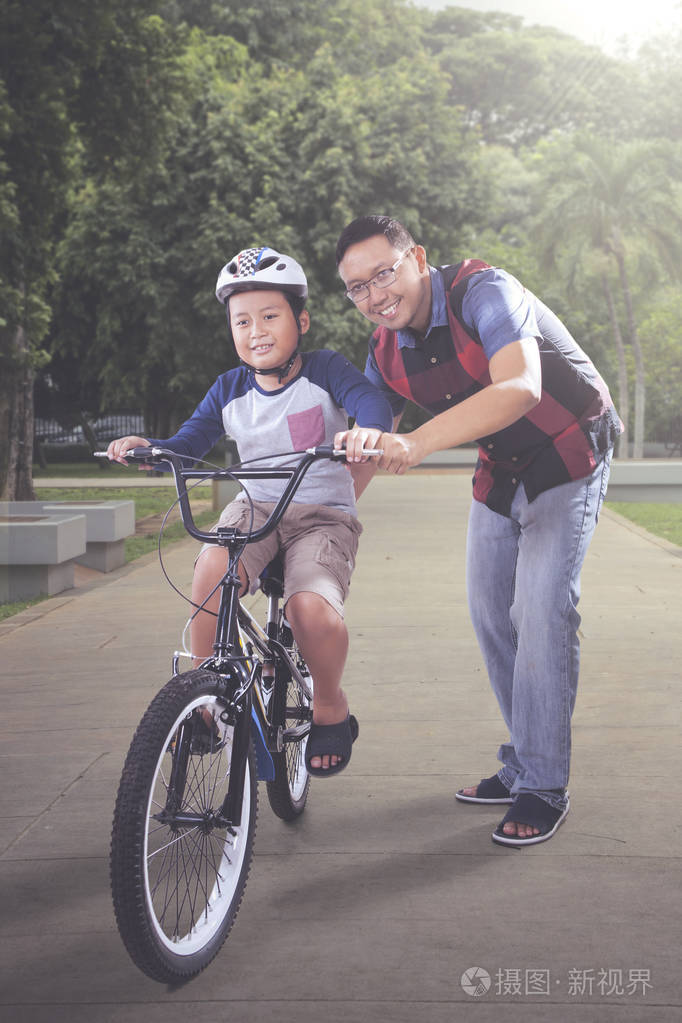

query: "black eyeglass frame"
left=344, top=248, right=414, bottom=303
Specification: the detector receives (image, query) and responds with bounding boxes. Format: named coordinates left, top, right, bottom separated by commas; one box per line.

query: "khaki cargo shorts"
left=198, top=499, right=363, bottom=618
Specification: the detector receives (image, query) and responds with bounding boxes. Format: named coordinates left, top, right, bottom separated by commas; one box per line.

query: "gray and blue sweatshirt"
left=151, top=349, right=393, bottom=515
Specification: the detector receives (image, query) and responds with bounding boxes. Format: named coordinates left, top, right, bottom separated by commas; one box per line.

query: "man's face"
left=338, top=235, right=432, bottom=334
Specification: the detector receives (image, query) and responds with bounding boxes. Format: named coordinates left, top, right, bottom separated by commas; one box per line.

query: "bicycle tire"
left=110, top=669, right=257, bottom=983
left=266, top=629, right=311, bottom=820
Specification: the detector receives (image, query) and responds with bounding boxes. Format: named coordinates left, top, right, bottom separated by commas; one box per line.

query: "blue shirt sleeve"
left=462, top=268, right=540, bottom=361
left=364, top=346, right=406, bottom=419
left=319, top=350, right=393, bottom=430
left=148, top=375, right=230, bottom=462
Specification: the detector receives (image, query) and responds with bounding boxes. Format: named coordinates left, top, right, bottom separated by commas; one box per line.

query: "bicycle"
left=100, top=444, right=375, bottom=984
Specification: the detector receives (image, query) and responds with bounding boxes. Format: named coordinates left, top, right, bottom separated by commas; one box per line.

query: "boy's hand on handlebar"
left=333, top=427, right=384, bottom=463
left=106, top=436, right=153, bottom=469
left=334, top=427, right=423, bottom=473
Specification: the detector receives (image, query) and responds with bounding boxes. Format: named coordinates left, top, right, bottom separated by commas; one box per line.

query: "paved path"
left=1, top=474, right=680, bottom=1021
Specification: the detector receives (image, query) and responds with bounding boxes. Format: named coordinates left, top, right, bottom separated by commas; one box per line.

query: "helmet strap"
left=239, top=346, right=300, bottom=384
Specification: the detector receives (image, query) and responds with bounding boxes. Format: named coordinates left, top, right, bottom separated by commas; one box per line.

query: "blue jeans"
left=465, top=452, right=612, bottom=810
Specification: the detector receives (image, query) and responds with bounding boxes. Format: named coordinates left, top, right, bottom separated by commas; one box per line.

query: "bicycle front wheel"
left=110, top=669, right=257, bottom=983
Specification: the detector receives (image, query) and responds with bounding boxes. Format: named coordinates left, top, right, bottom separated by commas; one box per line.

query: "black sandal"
left=305, top=714, right=359, bottom=777
left=492, top=793, right=570, bottom=847
left=455, top=774, right=513, bottom=805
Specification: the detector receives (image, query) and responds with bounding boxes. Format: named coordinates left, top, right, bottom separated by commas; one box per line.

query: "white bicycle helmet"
left=215, top=246, right=308, bottom=304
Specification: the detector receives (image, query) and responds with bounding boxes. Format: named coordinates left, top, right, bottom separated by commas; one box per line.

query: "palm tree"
left=535, top=134, right=682, bottom=457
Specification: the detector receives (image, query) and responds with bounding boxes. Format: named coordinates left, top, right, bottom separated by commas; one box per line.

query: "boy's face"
left=338, top=235, right=432, bottom=335
left=228, top=289, right=309, bottom=373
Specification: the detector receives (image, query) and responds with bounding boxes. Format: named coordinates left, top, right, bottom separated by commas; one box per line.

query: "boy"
left=108, top=246, right=393, bottom=774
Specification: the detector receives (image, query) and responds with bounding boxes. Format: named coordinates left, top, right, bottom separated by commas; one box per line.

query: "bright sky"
left=411, top=0, right=682, bottom=54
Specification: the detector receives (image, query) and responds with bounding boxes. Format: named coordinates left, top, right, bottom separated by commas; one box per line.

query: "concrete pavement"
left=1, top=473, right=680, bottom=1022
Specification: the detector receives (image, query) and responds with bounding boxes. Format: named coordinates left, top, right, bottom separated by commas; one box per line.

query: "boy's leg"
left=280, top=503, right=362, bottom=770
left=191, top=548, right=247, bottom=664
left=190, top=500, right=278, bottom=665
left=285, top=591, right=350, bottom=770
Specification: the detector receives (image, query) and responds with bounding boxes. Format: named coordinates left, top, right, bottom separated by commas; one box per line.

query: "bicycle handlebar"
left=93, top=445, right=382, bottom=547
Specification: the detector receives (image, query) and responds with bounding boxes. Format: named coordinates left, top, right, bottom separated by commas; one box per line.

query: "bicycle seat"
left=259, top=554, right=284, bottom=598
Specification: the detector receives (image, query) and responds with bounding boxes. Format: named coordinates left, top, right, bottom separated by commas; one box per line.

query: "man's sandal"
left=455, top=774, right=514, bottom=805
left=492, top=793, right=570, bottom=847
left=305, top=713, right=359, bottom=778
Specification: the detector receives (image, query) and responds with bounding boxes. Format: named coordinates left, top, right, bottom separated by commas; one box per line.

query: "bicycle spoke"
left=112, top=677, right=257, bottom=980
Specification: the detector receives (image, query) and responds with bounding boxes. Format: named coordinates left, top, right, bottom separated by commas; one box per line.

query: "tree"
left=533, top=133, right=682, bottom=457
left=47, top=25, right=488, bottom=420
left=0, top=0, right=180, bottom=497
left=426, top=18, right=641, bottom=150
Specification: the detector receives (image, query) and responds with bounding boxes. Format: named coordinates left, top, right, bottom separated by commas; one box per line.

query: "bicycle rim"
left=111, top=672, right=257, bottom=982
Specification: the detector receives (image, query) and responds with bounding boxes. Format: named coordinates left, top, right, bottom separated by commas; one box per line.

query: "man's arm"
left=375, top=337, right=541, bottom=474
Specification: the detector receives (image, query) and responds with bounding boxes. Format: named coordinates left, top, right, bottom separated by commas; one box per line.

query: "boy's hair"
left=335, top=215, right=416, bottom=266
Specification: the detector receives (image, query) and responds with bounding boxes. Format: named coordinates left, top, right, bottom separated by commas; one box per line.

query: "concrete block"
left=0, top=511, right=86, bottom=601
left=0, top=559, right=75, bottom=601
left=0, top=512, right=86, bottom=565
left=607, top=459, right=682, bottom=502
left=0, top=500, right=135, bottom=571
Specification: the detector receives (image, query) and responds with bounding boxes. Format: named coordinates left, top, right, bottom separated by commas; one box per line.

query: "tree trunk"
left=601, top=273, right=629, bottom=459
left=615, top=249, right=645, bottom=459
left=1, top=323, right=36, bottom=501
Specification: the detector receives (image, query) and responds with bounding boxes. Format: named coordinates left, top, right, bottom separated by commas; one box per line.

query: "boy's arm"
left=322, top=350, right=393, bottom=475
left=146, top=376, right=231, bottom=464
left=348, top=414, right=402, bottom=499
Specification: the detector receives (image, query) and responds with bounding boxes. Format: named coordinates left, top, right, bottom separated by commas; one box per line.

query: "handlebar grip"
left=92, top=446, right=159, bottom=463
left=307, top=445, right=383, bottom=459
left=125, top=446, right=157, bottom=462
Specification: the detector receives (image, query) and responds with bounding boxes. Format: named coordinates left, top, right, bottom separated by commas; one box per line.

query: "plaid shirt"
left=367, top=261, right=622, bottom=515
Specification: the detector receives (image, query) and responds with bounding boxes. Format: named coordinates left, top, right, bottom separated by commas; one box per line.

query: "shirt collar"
left=396, top=266, right=447, bottom=349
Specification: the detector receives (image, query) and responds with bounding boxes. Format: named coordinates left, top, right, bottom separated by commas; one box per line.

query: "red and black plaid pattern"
left=370, top=260, right=621, bottom=515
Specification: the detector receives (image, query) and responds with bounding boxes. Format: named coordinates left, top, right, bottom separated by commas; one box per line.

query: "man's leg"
left=505, top=457, right=611, bottom=801
left=465, top=496, right=522, bottom=793
left=502, top=457, right=611, bottom=837
left=462, top=455, right=612, bottom=836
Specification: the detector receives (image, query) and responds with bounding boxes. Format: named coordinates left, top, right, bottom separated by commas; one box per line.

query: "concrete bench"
left=1, top=500, right=135, bottom=572
left=0, top=511, right=87, bottom=601
left=607, top=460, right=682, bottom=502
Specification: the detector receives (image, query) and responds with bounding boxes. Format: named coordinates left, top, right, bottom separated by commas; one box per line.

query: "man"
left=334, top=215, right=621, bottom=847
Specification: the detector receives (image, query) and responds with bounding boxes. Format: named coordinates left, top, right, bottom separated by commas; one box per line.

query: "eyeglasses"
left=344, top=249, right=413, bottom=303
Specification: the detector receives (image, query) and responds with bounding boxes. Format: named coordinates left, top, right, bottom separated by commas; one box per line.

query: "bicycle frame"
left=147, top=447, right=326, bottom=825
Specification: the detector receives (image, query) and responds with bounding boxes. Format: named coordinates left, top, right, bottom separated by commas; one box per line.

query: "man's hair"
left=335, top=215, right=416, bottom=266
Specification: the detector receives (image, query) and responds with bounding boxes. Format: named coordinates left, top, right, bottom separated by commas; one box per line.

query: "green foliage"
left=638, top=290, right=682, bottom=443
left=0, top=0, right=679, bottom=465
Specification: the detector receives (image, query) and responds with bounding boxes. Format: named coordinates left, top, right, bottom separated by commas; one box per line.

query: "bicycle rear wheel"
left=266, top=628, right=312, bottom=820
left=110, top=669, right=257, bottom=983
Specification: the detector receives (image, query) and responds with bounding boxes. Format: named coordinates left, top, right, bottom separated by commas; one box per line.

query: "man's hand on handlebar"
left=106, top=436, right=154, bottom=469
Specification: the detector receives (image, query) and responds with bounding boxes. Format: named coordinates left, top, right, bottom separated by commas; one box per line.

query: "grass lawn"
left=606, top=502, right=682, bottom=548
left=1, top=486, right=216, bottom=622
left=33, top=460, right=138, bottom=479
